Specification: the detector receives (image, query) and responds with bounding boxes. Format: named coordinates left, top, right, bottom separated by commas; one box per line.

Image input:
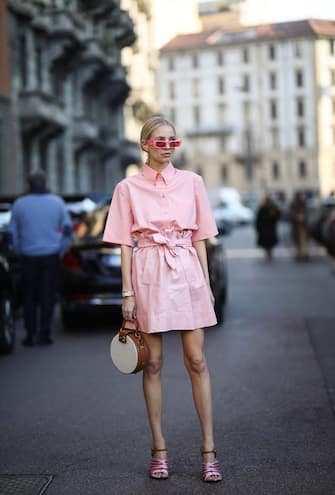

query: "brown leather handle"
left=119, top=319, right=140, bottom=343
left=122, top=319, right=138, bottom=330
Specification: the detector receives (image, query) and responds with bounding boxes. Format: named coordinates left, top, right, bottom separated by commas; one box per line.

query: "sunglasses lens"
left=148, top=139, right=181, bottom=148
left=155, top=141, right=167, bottom=148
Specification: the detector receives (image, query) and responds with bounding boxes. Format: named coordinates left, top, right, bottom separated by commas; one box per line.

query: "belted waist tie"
left=138, top=234, right=193, bottom=270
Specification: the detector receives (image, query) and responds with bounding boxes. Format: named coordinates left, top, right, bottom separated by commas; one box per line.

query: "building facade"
left=0, top=0, right=137, bottom=196
left=121, top=0, right=157, bottom=169
left=120, top=0, right=202, bottom=175
left=159, top=19, right=335, bottom=200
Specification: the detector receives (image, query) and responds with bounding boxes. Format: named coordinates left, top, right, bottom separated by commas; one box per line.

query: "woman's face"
left=142, top=125, right=178, bottom=167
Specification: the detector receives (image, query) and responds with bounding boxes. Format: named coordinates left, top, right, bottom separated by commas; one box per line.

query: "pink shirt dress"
left=103, top=162, right=218, bottom=333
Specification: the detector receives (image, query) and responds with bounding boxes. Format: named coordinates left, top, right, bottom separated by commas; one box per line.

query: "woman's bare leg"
left=142, top=332, right=167, bottom=462
left=181, top=329, right=219, bottom=472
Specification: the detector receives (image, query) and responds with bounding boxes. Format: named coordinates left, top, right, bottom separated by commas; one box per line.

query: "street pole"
left=244, top=127, right=254, bottom=205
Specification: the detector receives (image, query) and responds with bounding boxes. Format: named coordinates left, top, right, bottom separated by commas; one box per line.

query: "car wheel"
left=61, top=308, right=79, bottom=330
left=0, top=294, right=15, bottom=354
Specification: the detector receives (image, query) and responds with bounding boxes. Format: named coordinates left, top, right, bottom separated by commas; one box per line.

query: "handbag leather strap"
left=119, top=319, right=142, bottom=344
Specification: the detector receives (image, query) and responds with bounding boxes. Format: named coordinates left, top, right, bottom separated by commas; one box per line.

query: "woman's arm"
left=121, top=245, right=136, bottom=320
left=193, top=239, right=215, bottom=305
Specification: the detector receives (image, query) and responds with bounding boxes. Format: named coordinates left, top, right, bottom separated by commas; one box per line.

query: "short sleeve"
left=192, top=176, right=218, bottom=242
left=103, top=182, right=134, bottom=247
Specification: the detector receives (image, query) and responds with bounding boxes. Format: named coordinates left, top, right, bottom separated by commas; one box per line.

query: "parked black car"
left=0, top=232, right=15, bottom=354
left=309, top=195, right=335, bottom=257
left=60, top=204, right=228, bottom=328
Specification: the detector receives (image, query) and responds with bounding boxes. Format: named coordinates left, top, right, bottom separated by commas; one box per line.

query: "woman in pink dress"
left=103, top=116, right=222, bottom=483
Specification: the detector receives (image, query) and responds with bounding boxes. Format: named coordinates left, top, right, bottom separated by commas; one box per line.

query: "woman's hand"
left=122, top=296, right=136, bottom=321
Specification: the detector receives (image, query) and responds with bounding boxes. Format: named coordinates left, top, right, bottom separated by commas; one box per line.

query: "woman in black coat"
left=255, top=196, right=281, bottom=260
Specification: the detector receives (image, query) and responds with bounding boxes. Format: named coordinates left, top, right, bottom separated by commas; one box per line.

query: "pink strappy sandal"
left=149, top=448, right=169, bottom=480
left=201, top=449, right=222, bottom=483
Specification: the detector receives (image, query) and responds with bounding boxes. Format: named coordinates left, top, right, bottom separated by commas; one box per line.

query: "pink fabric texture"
left=103, top=162, right=218, bottom=333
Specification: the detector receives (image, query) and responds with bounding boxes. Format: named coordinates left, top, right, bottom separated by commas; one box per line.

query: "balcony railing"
left=19, top=90, right=68, bottom=134
left=73, top=116, right=98, bottom=142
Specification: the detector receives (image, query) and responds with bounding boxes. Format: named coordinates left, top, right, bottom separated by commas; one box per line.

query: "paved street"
left=1, top=224, right=335, bottom=495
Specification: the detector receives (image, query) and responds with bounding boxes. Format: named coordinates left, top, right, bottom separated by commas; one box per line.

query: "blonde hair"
left=140, top=115, right=176, bottom=143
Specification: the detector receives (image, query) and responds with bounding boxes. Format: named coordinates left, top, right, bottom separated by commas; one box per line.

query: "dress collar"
left=142, top=162, right=175, bottom=185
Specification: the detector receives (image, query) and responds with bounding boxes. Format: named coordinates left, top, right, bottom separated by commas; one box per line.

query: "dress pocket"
left=183, top=249, right=206, bottom=288
left=138, top=248, right=162, bottom=286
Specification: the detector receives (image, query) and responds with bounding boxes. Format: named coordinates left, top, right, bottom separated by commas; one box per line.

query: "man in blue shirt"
left=9, top=171, right=72, bottom=346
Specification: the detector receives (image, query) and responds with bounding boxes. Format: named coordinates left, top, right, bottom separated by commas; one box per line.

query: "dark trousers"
left=21, top=254, right=59, bottom=341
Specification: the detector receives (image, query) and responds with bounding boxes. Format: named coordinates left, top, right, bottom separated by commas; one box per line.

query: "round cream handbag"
left=110, top=320, right=149, bottom=374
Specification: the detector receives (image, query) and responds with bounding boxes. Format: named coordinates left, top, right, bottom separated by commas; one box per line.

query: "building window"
left=19, top=34, right=27, bottom=88
left=332, top=98, right=335, bottom=115
left=269, top=72, right=277, bottom=90
left=35, top=44, right=43, bottom=88
left=192, top=53, right=198, bottom=68
left=193, top=105, right=200, bottom=126
left=243, top=100, right=251, bottom=122
left=217, top=76, right=225, bottom=94
left=221, top=164, right=228, bottom=181
left=192, top=78, right=200, bottom=98
left=330, top=69, right=335, bottom=86
left=296, top=69, right=304, bottom=87
left=217, top=50, right=224, bottom=65
left=50, top=68, right=64, bottom=100
left=297, top=98, right=304, bottom=117
left=297, top=127, right=305, bottom=147
left=330, top=39, right=335, bottom=56
left=217, top=103, right=226, bottom=124
left=242, top=47, right=249, bottom=63
left=168, top=57, right=175, bottom=71
left=269, top=44, right=276, bottom=60
left=270, top=100, right=277, bottom=120
left=294, top=42, right=302, bottom=57
left=169, top=107, right=176, bottom=124
left=270, top=127, right=279, bottom=148
left=220, top=136, right=226, bottom=151
left=169, top=81, right=175, bottom=99
left=242, top=74, right=250, bottom=91
left=298, top=160, right=307, bottom=178
left=272, top=161, right=280, bottom=180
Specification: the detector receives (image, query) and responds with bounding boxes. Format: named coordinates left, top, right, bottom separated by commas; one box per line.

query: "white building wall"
left=160, top=34, right=335, bottom=198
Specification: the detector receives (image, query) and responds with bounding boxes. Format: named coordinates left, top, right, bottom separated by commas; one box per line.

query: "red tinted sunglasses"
left=145, top=139, right=182, bottom=149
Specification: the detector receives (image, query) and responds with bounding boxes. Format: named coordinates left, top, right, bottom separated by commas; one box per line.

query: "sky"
left=258, top=0, right=335, bottom=22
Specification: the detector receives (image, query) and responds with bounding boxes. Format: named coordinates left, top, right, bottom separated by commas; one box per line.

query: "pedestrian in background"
left=8, top=170, right=72, bottom=346
left=255, top=195, right=281, bottom=260
left=289, top=191, right=310, bottom=261
left=103, top=115, right=222, bottom=483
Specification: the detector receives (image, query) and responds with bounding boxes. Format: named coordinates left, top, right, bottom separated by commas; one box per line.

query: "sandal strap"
left=151, top=459, right=169, bottom=468
left=151, top=448, right=168, bottom=455
left=201, top=448, right=217, bottom=457
left=202, top=460, right=222, bottom=481
left=150, top=458, right=169, bottom=479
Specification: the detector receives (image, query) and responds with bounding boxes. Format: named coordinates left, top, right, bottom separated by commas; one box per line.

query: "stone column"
left=63, top=78, right=74, bottom=193
left=30, top=138, right=40, bottom=171
left=26, top=29, right=37, bottom=91
left=80, top=155, right=90, bottom=193
left=41, top=44, right=51, bottom=94
left=46, top=140, right=58, bottom=193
